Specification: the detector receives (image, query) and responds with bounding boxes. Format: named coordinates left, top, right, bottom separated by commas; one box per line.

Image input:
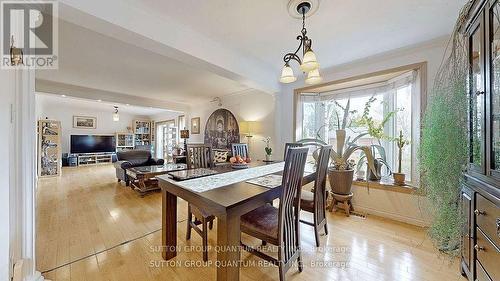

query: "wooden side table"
left=329, top=192, right=354, bottom=217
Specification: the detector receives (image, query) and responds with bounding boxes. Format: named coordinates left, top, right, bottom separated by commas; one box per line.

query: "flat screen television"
left=70, top=135, right=116, bottom=154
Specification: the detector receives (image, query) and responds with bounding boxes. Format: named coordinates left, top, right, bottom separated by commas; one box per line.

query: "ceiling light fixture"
left=113, top=106, right=119, bottom=122
left=280, top=1, right=322, bottom=85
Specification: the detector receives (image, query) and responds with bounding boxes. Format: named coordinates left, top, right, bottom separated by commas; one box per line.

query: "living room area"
left=2, top=1, right=499, bottom=281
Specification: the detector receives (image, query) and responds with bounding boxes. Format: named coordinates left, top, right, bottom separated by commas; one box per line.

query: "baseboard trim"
left=353, top=205, right=430, bottom=227
left=26, top=271, right=45, bottom=281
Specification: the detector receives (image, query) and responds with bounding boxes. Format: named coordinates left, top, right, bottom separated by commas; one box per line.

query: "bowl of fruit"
left=230, top=155, right=251, bottom=169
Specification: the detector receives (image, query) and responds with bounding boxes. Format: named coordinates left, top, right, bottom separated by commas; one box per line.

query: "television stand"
left=77, top=153, right=114, bottom=166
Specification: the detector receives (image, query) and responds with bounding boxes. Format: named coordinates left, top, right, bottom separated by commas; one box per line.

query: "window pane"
left=470, top=27, right=484, bottom=167
left=324, top=94, right=386, bottom=173
left=491, top=3, right=500, bottom=171
left=302, top=102, right=318, bottom=139
left=396, top=85, right=412, bottom=180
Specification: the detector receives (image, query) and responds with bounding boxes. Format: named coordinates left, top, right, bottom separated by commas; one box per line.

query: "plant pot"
left=366, top=159, right=382, bottom=181
left=265, top=154, right=272, bottom=162
left=328, top=169, right=354, bottom=195
left=393, top=173, right=406, bottom=185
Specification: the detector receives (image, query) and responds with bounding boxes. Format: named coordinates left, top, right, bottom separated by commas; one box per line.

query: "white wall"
left=351, top=185, right=431, bottom=227
left=0, top=70, right=15, bottom=281
left=36, top=94, right=148, bottom=153
left=187, top=90, right=276, bottom=161
left=150, top=111, right=184, bottom=123
left=275, top=37, right=448, bottom=226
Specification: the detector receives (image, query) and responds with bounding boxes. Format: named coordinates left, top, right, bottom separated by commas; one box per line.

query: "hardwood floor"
left=37, top=165, right=464, bottom=281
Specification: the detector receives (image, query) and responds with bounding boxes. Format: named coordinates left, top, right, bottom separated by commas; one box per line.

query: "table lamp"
left=239, top=121, right=259, bottom=151
left=180, top=129, right=189, bottom=154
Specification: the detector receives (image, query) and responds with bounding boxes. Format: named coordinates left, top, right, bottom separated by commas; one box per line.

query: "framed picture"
left=73, top=116, right=97, bottom=129
left=191, top=117, right=200, bottom=134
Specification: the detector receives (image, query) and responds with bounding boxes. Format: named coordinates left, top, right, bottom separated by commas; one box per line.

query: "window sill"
left=352, top=179, right=423, bottom=195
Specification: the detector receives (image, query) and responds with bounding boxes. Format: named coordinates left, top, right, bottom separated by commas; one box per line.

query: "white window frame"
left=294, top=63, right=426, bottom=186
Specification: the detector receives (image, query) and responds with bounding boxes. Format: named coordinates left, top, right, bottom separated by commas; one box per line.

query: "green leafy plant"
left=420, top=4, right=469, bottom=255
left=297, top=99, right=377, bottom=174
left=353, top=97, right=401, bottom=176
left=395, top=130, right=410, bottom=174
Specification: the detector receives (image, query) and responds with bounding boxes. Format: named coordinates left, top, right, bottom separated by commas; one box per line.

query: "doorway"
left=155, top=120, right=178, bottom=162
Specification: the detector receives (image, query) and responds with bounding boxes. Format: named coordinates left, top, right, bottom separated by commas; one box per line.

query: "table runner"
left=172, top=162, right=286, bottom=192
left=163, top=162, right=317, bottom=193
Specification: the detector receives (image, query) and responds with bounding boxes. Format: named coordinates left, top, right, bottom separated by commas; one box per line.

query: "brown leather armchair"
left=114, top=150, right=164, bottom=186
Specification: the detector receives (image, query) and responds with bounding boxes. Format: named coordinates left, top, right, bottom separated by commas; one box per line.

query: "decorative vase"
left=366, top=159, right=382, bottom=181
left=393, top=173, right=405, bottom=185
left=265, top=154, right=272, bottom=162
left=328, top=169, right=354, bottom=195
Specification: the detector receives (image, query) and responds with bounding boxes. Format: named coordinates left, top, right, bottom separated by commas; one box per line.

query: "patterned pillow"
left=213, top=150, right=229, bottom=163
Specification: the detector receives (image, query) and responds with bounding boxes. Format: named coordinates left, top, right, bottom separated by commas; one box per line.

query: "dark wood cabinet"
left=461, top=1, right=500, bottom=281
left=461, top=186, right=473, bottom=278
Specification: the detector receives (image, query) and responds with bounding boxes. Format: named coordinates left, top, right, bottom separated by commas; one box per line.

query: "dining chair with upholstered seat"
left=299, top=145, right=332, bottom=247
left=185, top=144, right=215, bottom=262
left=231, top=143, right=249, bottom=158
left=283, top=142, right=303, bottom=160
left=240, top=146, right=309, bottom=281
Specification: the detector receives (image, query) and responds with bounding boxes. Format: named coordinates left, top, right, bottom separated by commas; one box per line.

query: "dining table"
left=157, top=160, right=317, bottom=281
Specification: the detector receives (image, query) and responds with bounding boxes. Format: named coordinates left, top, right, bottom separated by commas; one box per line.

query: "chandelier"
left=113, top=106, right=119, bottom=121
left=279, top=2, right=322, bottom=85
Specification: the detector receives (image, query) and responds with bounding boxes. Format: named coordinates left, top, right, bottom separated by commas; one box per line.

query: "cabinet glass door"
left=470, top=25, right=485, bottom=172
left=491, top=2, right=500, bottom=175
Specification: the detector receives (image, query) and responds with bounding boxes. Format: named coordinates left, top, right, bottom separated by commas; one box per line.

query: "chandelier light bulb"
left=279, top=64, right=297, bottom=83
left=305, top=68, right=323, bottom=85
left=300, top=50, right=319, bottom=72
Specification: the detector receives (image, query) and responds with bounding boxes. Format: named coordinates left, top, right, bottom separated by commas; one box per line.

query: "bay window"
left=296, top=66, right=423, bottom=184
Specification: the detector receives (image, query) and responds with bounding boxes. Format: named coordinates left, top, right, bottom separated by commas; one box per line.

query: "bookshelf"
left=37, top=120, right=62, bottom=177
left=133, top=120, right=152, bottom=147
left=116, top=132, right=135, bottom=151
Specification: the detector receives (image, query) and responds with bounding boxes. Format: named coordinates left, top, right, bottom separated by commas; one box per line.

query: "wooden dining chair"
left=231, top=143, right=249, bottom=158
left=185, top=144, right=215, bottom=261
left=240, top=147, right=309, bottom=281
left=283, top=142, right=303, bottom=160
left=299, top=145, right=332, bottom=247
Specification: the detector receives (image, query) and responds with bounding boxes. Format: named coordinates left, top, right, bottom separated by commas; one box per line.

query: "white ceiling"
left=43, top=0, right=465, bottom=108
left=36, top=93, right=171, bottom=116
left=36, top=19, right=250, bottom=105
left=129, top=0, right=465, bottom=69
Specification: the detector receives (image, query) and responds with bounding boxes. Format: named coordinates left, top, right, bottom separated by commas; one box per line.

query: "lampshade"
left=279, top=64, right=297, bottom=83
left=300, top=50, right=319, bottom=72
left=239, top=121, right=260, bottom=137
left=305, top=68, right=323, bottom=85
left=180, top=129, right=190, bottom=139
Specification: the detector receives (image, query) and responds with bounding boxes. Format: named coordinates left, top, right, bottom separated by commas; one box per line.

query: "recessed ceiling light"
left=61, top=94, right=66, bottom=98
left=126, top=104, right=130, bottom=106
left=97, top=99, right=102, bottom=102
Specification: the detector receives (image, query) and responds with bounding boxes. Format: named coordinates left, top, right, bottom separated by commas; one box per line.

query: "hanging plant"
left=420, top=3, right=471, bottom=255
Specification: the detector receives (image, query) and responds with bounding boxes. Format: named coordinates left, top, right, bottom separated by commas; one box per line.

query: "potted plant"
left=298, top=99, right=378, bottom=195
left=263, top=136, right=272, bottom=162
left=393, top=130, right=410, bottom=185
left=354, top=97, right=401, bottom=181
